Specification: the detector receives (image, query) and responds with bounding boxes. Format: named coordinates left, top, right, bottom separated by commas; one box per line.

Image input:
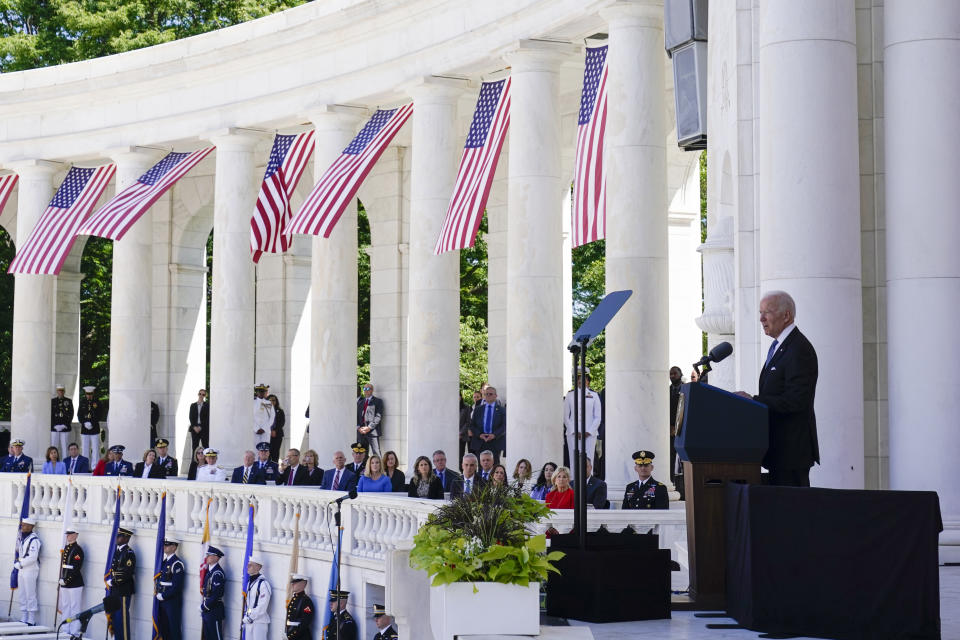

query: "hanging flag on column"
left=0, top=173, right=17, bottom=214
left=572, top=45, right=609, bottom=248
left=7, top=165, right=116, bottom=275
left=103, top=485, right=123, bottom=636
left=287, top=105, right=412, bottom=238
left=78, top=147, right=214, bottom=241
left=434, top=78, right=512, bottom=254
left=250, top=131, right=315, bottom=263
left=9, top=472, right=32, bottom=591
left=151, top=492, right=166, bottom=640
left=239, top=503, right=254, bottom=640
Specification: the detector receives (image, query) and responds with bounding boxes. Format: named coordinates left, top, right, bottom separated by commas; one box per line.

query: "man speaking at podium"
left=736, top=291, right=819, bottom=487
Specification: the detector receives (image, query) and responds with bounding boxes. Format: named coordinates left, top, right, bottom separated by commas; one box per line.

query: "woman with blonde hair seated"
left=545, top=466, right=575, bottom=510
left=356, top=454, right=392, bottom=493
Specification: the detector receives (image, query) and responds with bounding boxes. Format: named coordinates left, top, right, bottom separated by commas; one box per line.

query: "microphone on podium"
left=693, top=341, right=733, bottom=368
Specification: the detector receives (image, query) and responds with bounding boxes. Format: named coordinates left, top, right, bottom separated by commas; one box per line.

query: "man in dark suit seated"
left=450, top=453, right=486, bottom=498
left=321, top=450, right=356, bottom=491
left=252, top=442, right=280, bottom=484
left=584, top=458, right=609, bottom=509
left=470, top=387, right=506, bottom=464
left=231, top=450, right=265, bottom=485
left=432, top=449, right=461, bottom=493
left=64, top=442, right=90, bottom=474
left=279, top=448, right=309, bottom=486
left=736, top=290, right=819, bottom=487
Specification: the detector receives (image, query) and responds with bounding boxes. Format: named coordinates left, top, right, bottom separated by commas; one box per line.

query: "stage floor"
left=570, top=565, right=959, bottom=639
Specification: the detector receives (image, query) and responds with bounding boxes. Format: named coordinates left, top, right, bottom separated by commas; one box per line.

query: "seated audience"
left=278, top=448, right=308, bottom=486
left=187, top=446, right=206, bottom=480
left=512, top=458, right=534, bottom=493
left=347, top=443, right=368, bottom=475
left=584, top=458, right=609, bottom=509
left=92, top=451, right=110, bottom=476
left=195, top=448, right=227, bottom=482
left=357, top=454, right=392, bottom=493
left=545, top=466, right=574, bottom=510
left=134, top=449, right=164, bottom=478
left=42, top=446, right=66, bottom=475
left=407, top=455, right=443, bottom=499
left=383, top=450, right=405, bottom=492
left=490, top=464, right=508, bottom=487
left=622, top=450, right=668, bottom=510
left=432, top=450, right=461, bottom=493
left=301, top=449, right=324, bottom=486
left=64, top=442, right=90, bottom=475
left=231, top=450, right=265, bottom=485
left=254, top=442, right=281, bottom=484
left=450, top=453, right=486, bottom=498
left=478, top=450, right=495, bottom=481
left=530, top=462, right=557, bottom=500
left=105, top=445, right=134, bottom=476
left=321, top=451, right=355, bottom=491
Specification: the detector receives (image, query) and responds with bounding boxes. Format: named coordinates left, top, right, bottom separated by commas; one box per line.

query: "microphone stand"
left=567, top=338, right=589, bottom=550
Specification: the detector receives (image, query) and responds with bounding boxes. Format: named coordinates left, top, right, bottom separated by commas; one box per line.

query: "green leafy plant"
left=410, top=485, right=564, bottom=587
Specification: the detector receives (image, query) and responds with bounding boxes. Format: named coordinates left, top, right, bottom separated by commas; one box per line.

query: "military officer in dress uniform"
left=106, top=445, right=134, bottom=476
left=254, top=442, right=281, bottom=484
left=155, top=439, right=179, bottom=478
left=108, top=527, right=137, bottom=640
left=242, top=556, right=271, bottom=640
left=51, top=384, right=75, bottom=457
left=253, top=383, right=274, bottom=449
left=325, top=589, right=357, bottom=640
left=200, top=546, right=226, bottom=640
left=622, top=450, right=669, bottom=510
left=285, top=574, right=314, bottom=639
left=14, top=517, right=41, bottom=625
left=371, top=604, right=398, bottom=639
left=155, top=536, right=185, bottom=640
left=77, top=386, right=102, bottom=461
left=2, top=439, right=33, bottom=473
left=59, top=528, right=85, bottom=636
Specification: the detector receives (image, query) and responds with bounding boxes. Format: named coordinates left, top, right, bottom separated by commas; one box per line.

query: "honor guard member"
left=254, top=442, right=281, bottom=483
left=51, top=384, right=75, bottom=457
left=242, top=555, right=271, bottom=640
left=106, top=445, right=134, bottom=476
left=108, top=527, right=137, bottom=640
left=77, top=386, right=102, bottom=461
left=155, top=439, right=179, bottom=478
left=59, top=527, right=85, bottom=636
left=14, top=517, right=41, bottom=625
left=253, top=383, right=275, bottom=448
left=200, top=546, right=226, bottom=640
left=285, top=574, right=314, bottom=639
left=622, top=451, right=669, bottom=510
left=155, top=536, right=185, bottom=640
left=372, top=604, right=398, bottom=640
left=326, top=589, right=357, bottom=640
left=2, top=439, right=33, bottom=472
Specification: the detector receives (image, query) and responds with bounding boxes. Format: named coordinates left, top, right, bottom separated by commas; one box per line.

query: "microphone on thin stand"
left=692, top=341, right=733, bottom=384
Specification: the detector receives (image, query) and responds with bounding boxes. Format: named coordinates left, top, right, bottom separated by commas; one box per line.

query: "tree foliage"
left=571, top=238, right=606, bottom=390
left=79, top=237, right=113, bottom=394
left=0, top=229, right=14, bottom=420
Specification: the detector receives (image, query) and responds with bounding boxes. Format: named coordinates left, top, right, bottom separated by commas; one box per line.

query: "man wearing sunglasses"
left=356, top=383, right=384, bottom=456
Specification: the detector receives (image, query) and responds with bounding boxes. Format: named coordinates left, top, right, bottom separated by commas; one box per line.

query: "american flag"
left=434, top=78, right=511, bottom=254
left=0, top=173, right=17, bottom=215
left=250, top=131, right=314, bottom=263
left=572, top=45, right=609, bottom=247
left=79, top=147, right=214, bottom=241
left=287, top=104, right=412, bottom=238
left=8, top=165, right=116, bottom=275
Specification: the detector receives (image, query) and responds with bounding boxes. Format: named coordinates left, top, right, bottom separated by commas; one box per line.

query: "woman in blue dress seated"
left=356, top=455, right=392, bottom=493
left=42, top=446, right=66, bottom=474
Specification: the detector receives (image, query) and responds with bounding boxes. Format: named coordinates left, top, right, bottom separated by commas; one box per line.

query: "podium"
left=674, top=382, right=767, bottom=608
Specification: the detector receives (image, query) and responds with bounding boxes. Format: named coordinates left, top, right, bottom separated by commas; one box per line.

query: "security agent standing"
left=200, top=546, right=227, bottom=640
left=155, top=438, right=179, bottom=477
left=155, top=536, right=185, bottom=640
left=621, top=450, right=669, bottom=510
left=14, top=517, right=41, bottom=625
left=372, top=604, right=398, bottom=639
left=59, top=528, right=85, bottom=636
left=106, top=445, right=134, bottom=476
left=107, top=527, right=137, bottom=640
left=285, top=574, right=314, bottom=639
left=51, top=384, right=75, bottom=457
left=325, top=589, right=357, bottom=640
left=242, top=556, right=271, bottom=640
left=77, top=385, right=102, bottom=462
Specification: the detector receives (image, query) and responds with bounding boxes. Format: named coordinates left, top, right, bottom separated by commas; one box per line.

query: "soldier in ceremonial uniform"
left=242, top=555, right=271, bottom=640
left=2, top=439, right=33, bottom=472
left=200, top=546, right=226, bottom=640
left=285, top=574, right=314, bottom=639
left=59, top=528, right=85, bottom=636
left=254, top=442, right=281, bottom=483
left=622, top=450, right=669, bottom=509
left=155, top=439, right=179, bottom=477
left=325, top=589, right=357, bottom=640
left=51, top=384, right=75, bottom=457
left=155, top=536, right=185, bottom=640
left=253, top=383, right=274, bottom=448
left=14, top=517, right=41, bottom=625
left=372, top=604, right=398, bottom=640
left=106, top=445, right=134, bottom=476
left=108, top=527, right=137, bottom=640
left=77, top=385, right=102, bottom=461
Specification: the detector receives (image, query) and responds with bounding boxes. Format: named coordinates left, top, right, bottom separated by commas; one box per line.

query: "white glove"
left=13, top=562, right=21, bottom=570
left=84, top=422, right=92, bottom=428
left=105, top=579, right=112, bottom=587
left=156, top=593, right=164, bottom=601
left=59, top=579, right=65, bottom=586
left=199, top=605, right=204, bottom=614
left=243, top=615, right=253, bottom=625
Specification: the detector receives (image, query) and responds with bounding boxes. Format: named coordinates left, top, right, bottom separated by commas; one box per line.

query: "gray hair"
left=462, top=453, right=478, bottom=463
left=761, top=290, right=796, bottom=318
left=479, top=450, right=494, bottom=458
left=432, top=449, right=446, bottom=457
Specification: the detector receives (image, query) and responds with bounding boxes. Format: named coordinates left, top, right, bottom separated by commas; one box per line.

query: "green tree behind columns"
left=571, top=239, right=606, bottom=390
left=0, top=229, right=14, bottom=419
left=79, top=237, right=113, bottom=394
left=459, top=216, right=489, bottom=395
left=357, top=201, right=370, bottom=388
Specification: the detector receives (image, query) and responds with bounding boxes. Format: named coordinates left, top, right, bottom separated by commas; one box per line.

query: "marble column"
left=307, top=108, right=362, bottom=460
left=405, top=78, right=464, bottom=467
left=10, top=161, right=58, bottom=458
left=504, top=41, right=570, bottom=470
left=601, top=2, right=669, bottom=492
left=884, top=0, right=960, bottom=560
left=208, top=131, right=261, bottom=467
left=758, top=0, right=863, bottom=489
left=108, top=148, right=160, bottom=452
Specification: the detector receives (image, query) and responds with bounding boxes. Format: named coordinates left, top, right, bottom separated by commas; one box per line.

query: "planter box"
left=429, top=581, right=540, bottom=639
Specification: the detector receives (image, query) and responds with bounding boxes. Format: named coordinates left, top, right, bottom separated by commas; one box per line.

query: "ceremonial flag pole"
left=286, top=510, right=301, bottom=605
left=239, top=503, right=255, bottom=640
left=103, top=485, right=123, bottom=637
left=321, top=514, right=343, bottom=637
left=8, top=472, right=31, bottom=617
left=151, top=492, right=167, bottom=640
left=198, top=497, right=212, bottom=595
left=54, top=478, right=75, bottom=627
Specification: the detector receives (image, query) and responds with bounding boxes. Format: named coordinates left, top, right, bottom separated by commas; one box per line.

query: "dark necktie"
left=484, top=404, right=493, bottom=434
left=764, top=339, right=779, bottom=368
left=242, top=468, right=249, bottom=484
left=438, top=470, right=445, bottom=490
left=333, top=470, right=341, bottom=490
left=287, top=468, right=295, bottom=486
left=69, top=458, right=76, bottom=474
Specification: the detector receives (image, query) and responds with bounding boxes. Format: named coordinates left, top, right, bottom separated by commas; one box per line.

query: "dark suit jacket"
left=320, top=467, right=356, bottom=491
left=133, top=462, right=165, bottom=479
left=302, top=467, right=324, bottom=486
left=65, top=455, right=90, bottom=474
left=470, top=402, right=506, bottom=453
left=407, top=476, right=444, bottom=499
left=450, top=474, right=486, bottom=499
left=755, top=328, right=820, bottom=471
left=279, top=465, right=310, bottom=486
left=230, top=466, right=266, bottom=485
left=434, top=467, right=461, bottom=493
left=356, top=395, right=385, bottom=434
left=585, top=476, right=609, bottom=509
